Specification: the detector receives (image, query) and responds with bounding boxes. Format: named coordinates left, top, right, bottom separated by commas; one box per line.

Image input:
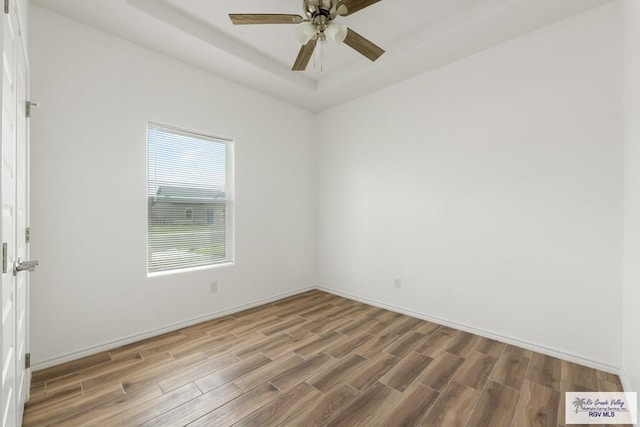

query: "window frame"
left=146, top=122, right=235, bottom=275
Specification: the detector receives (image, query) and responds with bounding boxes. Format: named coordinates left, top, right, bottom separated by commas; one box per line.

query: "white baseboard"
left=317, top=286, right=621, bottom=375
left=31, top=286, right=315, bottom=371
left=619, top=367, right=638, bottom=427
left=33, top=284, right=623, bottom=376
left=620, top=367, right=634, bottom=393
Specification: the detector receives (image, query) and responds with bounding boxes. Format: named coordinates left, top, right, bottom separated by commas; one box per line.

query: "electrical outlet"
left=394, top=278, right=402, bottom=288
left=210, top=281, right=218, bottom=293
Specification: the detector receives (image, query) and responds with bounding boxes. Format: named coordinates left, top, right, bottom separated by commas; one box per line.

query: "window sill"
left=147, top=261, right=235, bottom=278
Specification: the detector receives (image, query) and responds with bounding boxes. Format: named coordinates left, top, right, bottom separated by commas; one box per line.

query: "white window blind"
left=147, top=123, right=234, bottom=273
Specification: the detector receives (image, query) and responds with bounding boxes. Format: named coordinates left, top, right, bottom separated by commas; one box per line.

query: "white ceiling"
left=31, top=0, right=613, bottom=112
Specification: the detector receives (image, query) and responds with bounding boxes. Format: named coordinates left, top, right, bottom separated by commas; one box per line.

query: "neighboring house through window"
left=147, top=123, right=234, bottom=273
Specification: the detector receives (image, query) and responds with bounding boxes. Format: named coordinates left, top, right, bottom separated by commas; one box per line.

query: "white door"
left=1, top=3, right=18, bottom=425
left=1, top=1, right=30, bottom=425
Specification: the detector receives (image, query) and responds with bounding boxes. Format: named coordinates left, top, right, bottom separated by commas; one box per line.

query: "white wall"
left=316, top=3, right=623, bottom=369
left=29, top=6, right=316, bottom=367
left=30, top=2, right=628, bottom=373
left=623, top=0, right=640, bottom=402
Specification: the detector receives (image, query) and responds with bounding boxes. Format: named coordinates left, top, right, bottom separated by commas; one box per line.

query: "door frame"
left=16, top=12, right=30, bottom=412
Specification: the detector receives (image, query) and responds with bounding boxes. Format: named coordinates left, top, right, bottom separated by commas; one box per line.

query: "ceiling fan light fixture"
left=295, top=22, right=317, bottom=44
left=229, top=0, right=384, bottom=71
left=326, top=22, right=347, bottom=42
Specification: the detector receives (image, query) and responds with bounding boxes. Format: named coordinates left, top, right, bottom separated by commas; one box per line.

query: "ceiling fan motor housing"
left=304, top=0, right=340, bottom=20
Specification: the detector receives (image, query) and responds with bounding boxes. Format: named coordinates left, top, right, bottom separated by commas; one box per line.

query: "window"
left=147, top=123, right=234, bottom=273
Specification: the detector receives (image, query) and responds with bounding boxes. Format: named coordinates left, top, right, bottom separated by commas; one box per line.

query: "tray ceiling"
left=31, top=0, right=613, bottom=112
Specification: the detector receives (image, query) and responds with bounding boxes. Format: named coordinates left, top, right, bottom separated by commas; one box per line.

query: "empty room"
left=0, top=0, right=638, bottom=425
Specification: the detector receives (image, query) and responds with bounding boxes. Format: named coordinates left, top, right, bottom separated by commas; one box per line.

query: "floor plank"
left=100, top=382, right=201, bottom=426
left=158, top=352, right=239, bottom=393
left=141, top=382, right=242, bottom=426
left=325, top=382, right=399, bottom=427
left=526, top=352, right=562, bottom=391
left=31, top=352, right=112, bottom=384
left=293, top=331, right=344, bottom=358
left=325, top=333, right=373, bottom=358
left=233, top=353, right=306, bottom=392
left=44, top=352, right=143, bottom=394
left=269, top=352, right=332, bottom=391
left=378, top=382, right=440, bottom=427
left=384, top=331, right=428, bottom=358
left=194, top=353, right=271, bottom=393
left=454, top=351, right=497, bottom=390
left=474, top=336, right=506, bottom=358
left=48, top=383, right=165, bottom=426
left=417, top=351, right=465, bottom=391
left=467, top=380, right=521, bottom=427
left=490, top=347, right=530, bottom=390
left=308, top=353, right=367, bottom=392
left=233, top=382, right=319, bottom=426
left=355, top=332, right=400, bottom=358
left=282, top=383, right=360, bottom=426
left=422, top=380, right=479, bottom=427
left=23, top=382, right=124, bottom=426
left=343, top=351, right=400, bottom=392
left=446, top=331, right=480, bottom=357
left=187, top=382, right=280, bottom=427
left=512, top=380, right=560, bottom=427
left=562, top=360, right=599, bottom=391
left=380, top=351, right=434, bottom=392
left=416, top=330, right=459, bottom=357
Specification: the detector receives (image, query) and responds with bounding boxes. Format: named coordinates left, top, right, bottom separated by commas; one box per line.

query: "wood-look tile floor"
left=24, top=290, right=624, bottom=426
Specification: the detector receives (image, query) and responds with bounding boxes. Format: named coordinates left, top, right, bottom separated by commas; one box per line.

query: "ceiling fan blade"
left=292, top=39, right=317, bottom=71
left=229, top=14, right=304, bottom=25
left=338, top=0, right=381, bottom=16
left=343, top=28, right=384, bottom=61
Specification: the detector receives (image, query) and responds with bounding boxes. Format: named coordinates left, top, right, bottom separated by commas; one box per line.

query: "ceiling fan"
left=229, top=0, right=385, bottom=71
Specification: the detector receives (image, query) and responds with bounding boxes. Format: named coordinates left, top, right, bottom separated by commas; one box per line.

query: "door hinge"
left=3, top=0, right=8, bottom=14
left=2, top=243, right=6, bottom=274
left=25, top=353, right=30, bottom=369
left=25, top=227, right=30, bottom=243
left=26, top=101, right=40, bottom=118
